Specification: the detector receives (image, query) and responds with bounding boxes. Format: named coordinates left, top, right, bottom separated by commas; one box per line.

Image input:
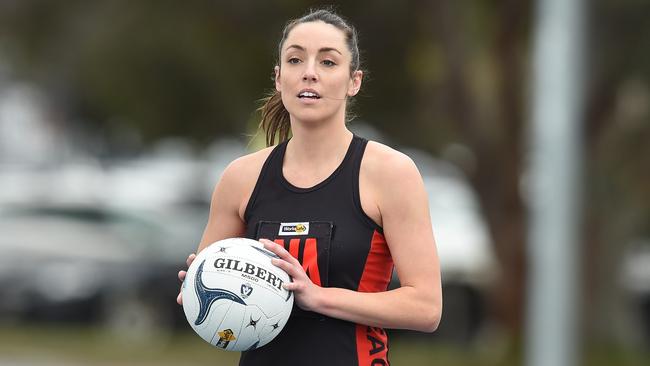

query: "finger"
left=259, top=238, right=276, bottom=247
left=265, top=241, right=296, bottom=264
left=259, top=239, right=284, bottom=256
left=283, top=282, right=298, bottom=291
left=186, top=253, right=196, bottom=267
left=261, top=239, right=301, bottom=266
left=178, top=270, right=187, bottom=282
left=271, top=257, right=304, bottom=279
left=177, top=291, right=183, bottom=305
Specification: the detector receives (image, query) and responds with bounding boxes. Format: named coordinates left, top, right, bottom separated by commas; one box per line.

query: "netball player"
left=177, top=8, right=442, bottom=365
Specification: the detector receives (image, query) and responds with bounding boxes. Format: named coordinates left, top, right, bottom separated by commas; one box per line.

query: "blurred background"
left=0, top=0, right=648, bottom=365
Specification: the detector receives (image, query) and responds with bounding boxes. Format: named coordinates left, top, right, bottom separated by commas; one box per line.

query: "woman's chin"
left=287, top=106, right=345, bottom=126
left=289, top=111, right=336, bottom=125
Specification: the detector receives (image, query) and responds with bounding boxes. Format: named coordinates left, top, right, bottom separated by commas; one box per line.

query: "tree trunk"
left=430, top=0, right=530, bottom=338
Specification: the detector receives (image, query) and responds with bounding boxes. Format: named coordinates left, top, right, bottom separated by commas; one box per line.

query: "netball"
left=181, top=238, right=293, bottom=351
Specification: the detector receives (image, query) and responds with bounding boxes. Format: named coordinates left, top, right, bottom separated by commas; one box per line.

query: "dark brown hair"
left=258, top=8, right=362, bottom=146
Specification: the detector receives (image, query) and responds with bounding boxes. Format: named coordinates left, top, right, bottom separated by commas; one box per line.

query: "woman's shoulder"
left=362, top=140, right=420, bottom=179
left=358, top=139, right=425, bottom=227
left=216, top=145, right=276, bottom=219
left=222, top=145, right=275, bottom=183
left=361, top=139, right=425, bottom=199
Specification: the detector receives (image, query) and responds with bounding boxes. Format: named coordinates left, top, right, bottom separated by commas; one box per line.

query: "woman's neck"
left=286, top=118, right=353, bottom=166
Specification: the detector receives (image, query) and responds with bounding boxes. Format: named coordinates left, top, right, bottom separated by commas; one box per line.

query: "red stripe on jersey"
left=356, top=230, right=393, bottom=365
left=288, top=238, right=300, bottom=259
left=355, top=325, right=389, bottom=366
left=357, top=230, right=393, bottom=293
left=303, top=238, right=322, bottom=287
left=276, top=238, right=323, bottom=287
left=274, top=238, right=301, bottom=261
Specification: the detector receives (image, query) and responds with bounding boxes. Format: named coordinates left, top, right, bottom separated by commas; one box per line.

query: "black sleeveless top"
left=240, top=135, right=393, bottom=366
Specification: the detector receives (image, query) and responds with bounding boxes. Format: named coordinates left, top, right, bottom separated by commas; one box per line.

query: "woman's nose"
left=302, top=61, right=318, bottom=82
left=303, top=73, right=317, bottom=82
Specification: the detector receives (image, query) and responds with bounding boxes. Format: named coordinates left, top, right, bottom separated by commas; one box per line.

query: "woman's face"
left=276, top=21, right=362, bottom=124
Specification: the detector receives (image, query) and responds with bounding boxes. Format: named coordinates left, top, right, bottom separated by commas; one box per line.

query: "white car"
left=0, top=203, right=203, bottom=336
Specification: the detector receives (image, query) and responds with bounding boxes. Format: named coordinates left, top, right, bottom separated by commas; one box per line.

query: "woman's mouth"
left=297, top=90, right=321, bottom=99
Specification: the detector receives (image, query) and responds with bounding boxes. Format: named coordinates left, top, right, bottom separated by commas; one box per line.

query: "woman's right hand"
left=176, top=253, right=196, bottom=305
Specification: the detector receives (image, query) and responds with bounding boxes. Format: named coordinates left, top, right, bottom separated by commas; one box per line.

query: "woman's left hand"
left=259, top=238, right=322, bottom=312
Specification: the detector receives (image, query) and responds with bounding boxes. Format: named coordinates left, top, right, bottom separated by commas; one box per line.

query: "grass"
left=0, top=325, right=648, bottom=366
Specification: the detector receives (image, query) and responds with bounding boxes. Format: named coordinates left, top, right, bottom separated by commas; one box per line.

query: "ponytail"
left=258, top=90, right=291, bottom=147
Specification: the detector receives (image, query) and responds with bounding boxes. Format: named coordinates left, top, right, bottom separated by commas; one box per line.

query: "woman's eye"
left=322, top=60, right=336, bottom=67
left=287, top=57, right=301, bottom=64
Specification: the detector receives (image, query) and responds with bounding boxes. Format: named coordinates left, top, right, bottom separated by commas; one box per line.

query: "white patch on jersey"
left=278, top=222, right=310, bottom=236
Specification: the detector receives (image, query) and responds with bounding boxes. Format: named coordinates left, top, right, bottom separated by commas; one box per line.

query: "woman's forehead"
left=283, top=21, right=348, bottom=55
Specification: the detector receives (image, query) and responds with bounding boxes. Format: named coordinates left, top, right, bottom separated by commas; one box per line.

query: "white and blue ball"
left=182, top=238, right=293, bottom=351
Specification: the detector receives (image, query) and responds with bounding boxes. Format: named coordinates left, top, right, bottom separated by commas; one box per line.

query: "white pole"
left=526, top=0, right=585, bottom=365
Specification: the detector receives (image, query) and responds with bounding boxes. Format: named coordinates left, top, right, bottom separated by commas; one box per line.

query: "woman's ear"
left=275, top=66, right=281, bottom=92
left=347, top=70, right=363, bottom=97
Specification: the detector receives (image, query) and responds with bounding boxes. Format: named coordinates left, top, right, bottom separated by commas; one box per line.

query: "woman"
left=177, top=8, right=442, bottom=365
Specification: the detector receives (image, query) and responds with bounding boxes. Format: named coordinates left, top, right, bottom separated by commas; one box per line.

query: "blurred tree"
left=386, top=0, right=650, bottom=347
left=581, top=0, right=650, bottom=344
left=0, top=0, right=291, bottom=145
left=400, top=0, right=532, bottom=342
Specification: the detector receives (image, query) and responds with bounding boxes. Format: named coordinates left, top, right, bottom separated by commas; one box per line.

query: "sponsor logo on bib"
left=278, top=222, right=309, bottom=236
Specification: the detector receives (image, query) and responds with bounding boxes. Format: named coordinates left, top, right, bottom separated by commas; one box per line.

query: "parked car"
left=0, top=203, right=204, bottom=337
